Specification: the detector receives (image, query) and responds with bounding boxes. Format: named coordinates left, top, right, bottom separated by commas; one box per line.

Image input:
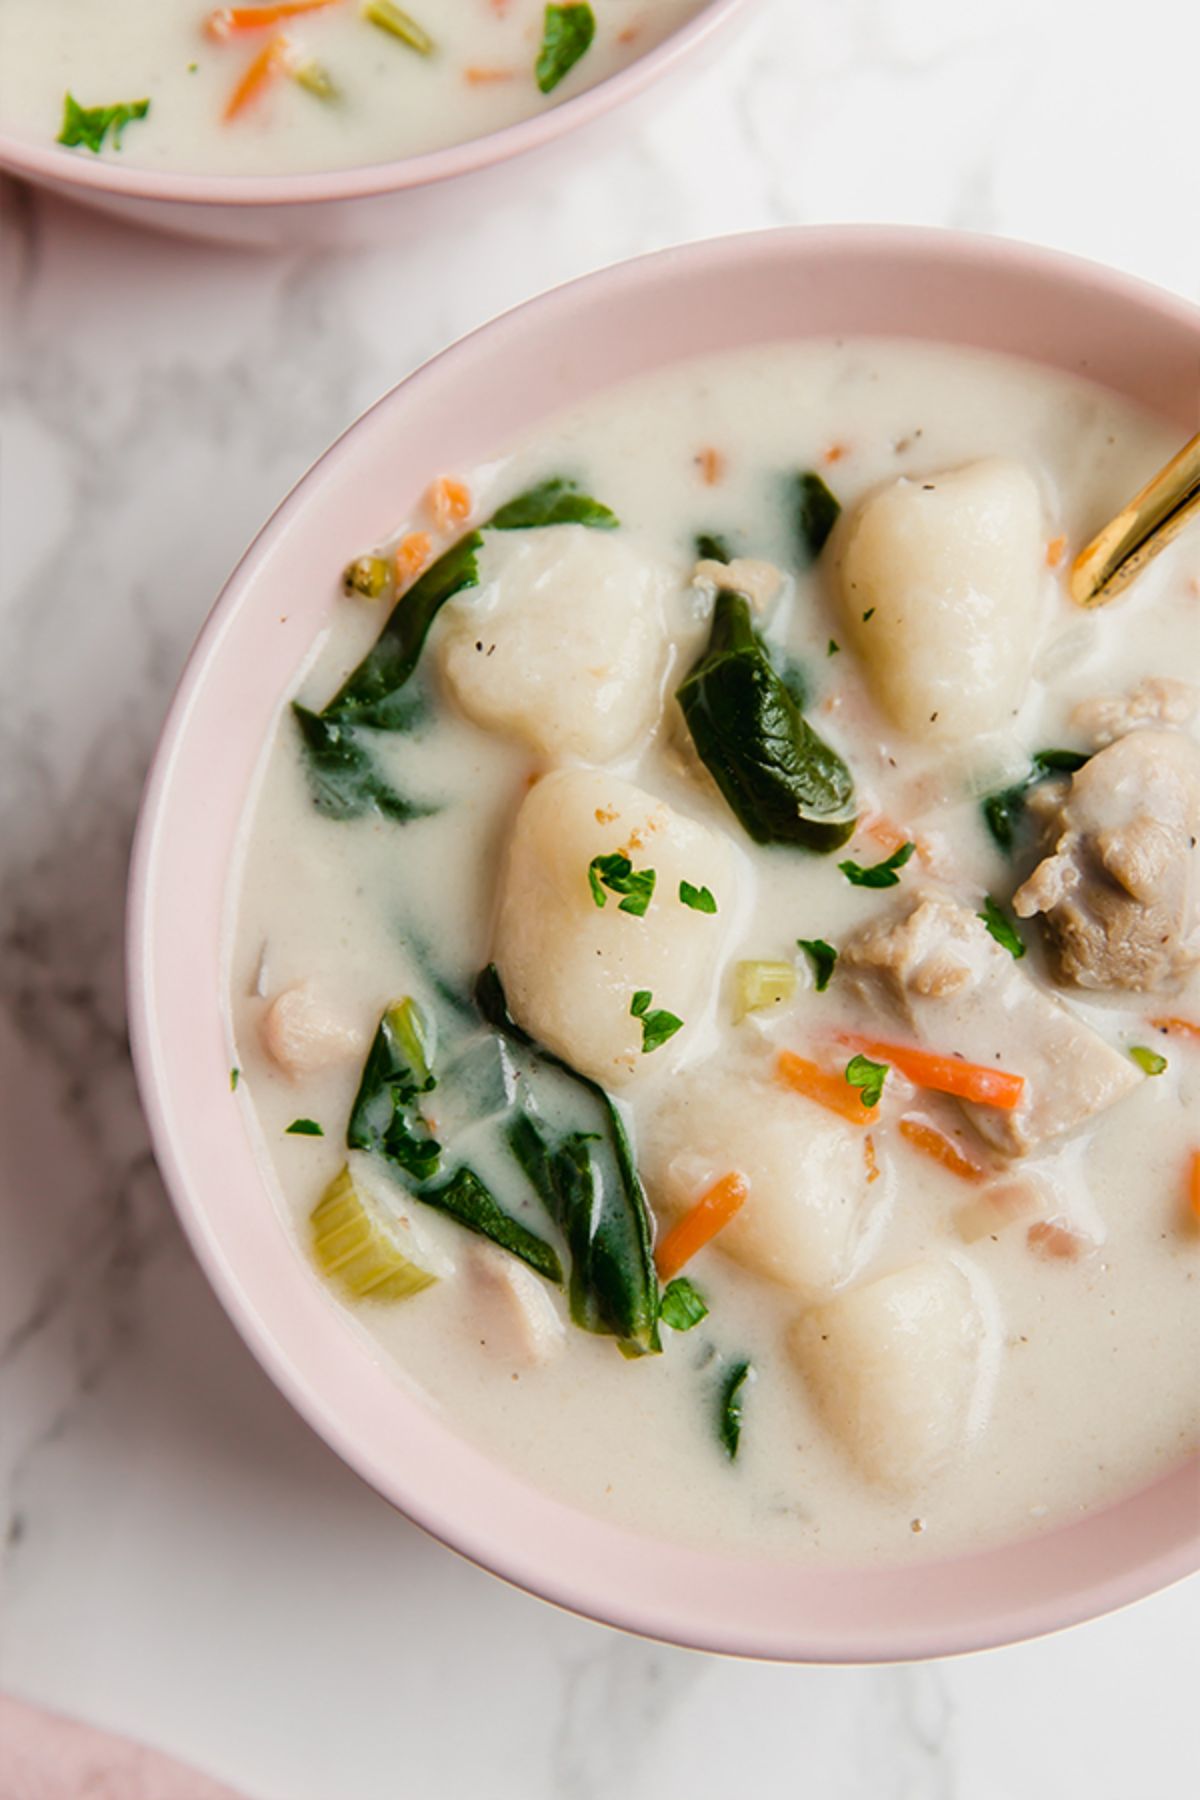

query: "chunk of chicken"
left=841, top=894, right=1138, bottom=1156
left=1013, top=729, right=1200, bottom=992
left=790, top=1259, right=996, bottom=1490
left=691, top=556, right=785, bottom=615
left=1072, top=677, right=1198, bottom=749
left=469, top=1244, right=566, bottom=1368
left=259, top=982, right=365, bottom=1079
left=492, top=768, right=736, bottom=1087
left=837, top=459, right=1045, bottom=743
left=643, top=1064, right=888, bottom=1297
left=438, top=525, right=670, bottom=762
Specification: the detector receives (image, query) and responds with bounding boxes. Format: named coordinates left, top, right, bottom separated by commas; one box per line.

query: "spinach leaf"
left=695, top=531, right=734, bottom=563
left=660, top=1277, right=708, bottom=1332
left=292, top=705, right=434, bottom=823
left=676, top=590, right=857, bottom=852
left=981, top=748, right=1089, bottom=852
left=797, top=937, right=837, bottom=991
left=58, top=92, right=149, bottom=153
left=838, top=841, right=916, bottom=888
left=323, top=532, right=484, bottom=729
left=978, top=896, right=1026, bottom=959
left=768, top=646, right=809, bottom=711
left=477, top=965, right=660, bottom=1356
left=347, top=999, right=441, bottom=1181
left=490, top=476, right=617, bottom=532
left=793, top=471, right=841, bottom=566
left=417, top=1166, right=562, bottom=1284
left=535, top=3, right=596, bottom=93
left=718, top=1359, right=754, bottom=1459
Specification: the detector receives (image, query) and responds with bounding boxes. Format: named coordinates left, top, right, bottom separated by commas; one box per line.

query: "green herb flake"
left=588, top=852, right=656, bottom=917
left=718, top=1359, right=754, bottom=1459
left=978, top=896, right=1026, bottom=959
left=862, top=607, right=876, bottom=622
left=57, top=93, right=150, bottom=154
left=845, top=1053, right=888, bottom=1109
left=630, top=990, right=684, bottom=1055
left=363, top=1, right=435, bottom=54
left=797, top=937, right=837, bottom=991
left=286, top=1118, right=325, bottom=1137
left=660, top=1277, right=709, bottom=1332
left=794, top=471, right=842, bottom=566
left=1130, top=1045, right=1168, bottom=1076
left=679, top=880, right=717, bottom=914
left=695, top=531, right=732, bottom=563
left=535, top=2, right=596, bottom=94
left=827, top=638, right=840, bottom=656
left=230, top=1066, right=241, bottom=1092
left=838, top=841, right=916, bottom=888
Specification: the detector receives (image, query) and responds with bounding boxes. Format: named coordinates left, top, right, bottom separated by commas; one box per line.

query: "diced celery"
left=292, top=60, right=338, bottom=102
left=363, top=2, right=435, bottom=54
left=732, top=959, right=797, bottom=1023
left=342, top=554, right=392, bottom=600
left=310, top=1165, right=438, bottom=1302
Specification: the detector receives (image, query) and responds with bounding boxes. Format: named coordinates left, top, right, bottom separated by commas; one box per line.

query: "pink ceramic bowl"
left=128, top=227, right=1200, bottom=1660
left=0, top=0, right=748, bottom=247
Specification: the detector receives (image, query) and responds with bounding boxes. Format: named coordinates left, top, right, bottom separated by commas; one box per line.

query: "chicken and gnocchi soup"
left=0, top=2, right=702, bottom=175
left=229, top=340, right=1200, bottom=1562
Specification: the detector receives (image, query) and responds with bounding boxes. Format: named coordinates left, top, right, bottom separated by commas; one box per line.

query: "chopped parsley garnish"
left=286, top=1118, right=325, bottom=1137
left=793, top=471, right=841, bottom=565
left=718, top=1359, right=754, bottom=1459
left=827, top=638, right=840, bottom=656
left=845, top=1053, right=888, bottom=1108
left=695, top=531, right=733, bottom=563
left=838, top=841, right=916, bottom=888
left=660, top=1277, right=709, bottom=1332
left=57, top=93, right=150, bottom=154
left=679, top=880, right=717, bottom=914
left=1130, top=1045, right=1168, bottom=1076
left=230, top=1066, right=241, bottom=1092
left=978, top=896, right=1026, bottom=959
left=797, top=937, right=837, bottom=991
left=588, top=852, right=656, bottom=917
left=535, top=3, right=596, bottom=94
left=630, top=990, right=683, bottom=1055
left=862, top=607, right=876, bottom=622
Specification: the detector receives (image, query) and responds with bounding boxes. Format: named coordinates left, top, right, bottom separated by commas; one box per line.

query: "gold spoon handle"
left=1070, top=429, right=1200, bottom=607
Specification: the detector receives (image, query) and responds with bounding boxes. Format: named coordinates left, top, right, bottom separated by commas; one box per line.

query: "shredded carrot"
left=898, top=1115, right=986, bottom=1183
left=464, top=65, right=516, bottom=84
left=1027, top=1220, right=1084, bottom=1261
left=224, top=32, right=289, bottom=119
left=429, top=477, right=472, bottom=531
left=1149, top=1016, right=1200, bottom=1042
left=395, top=530, right=431, bottom=588
left=823, top=442, right=849, bottom=465
left=776, top=1050, right=879, bottom=1127
left=617, top=24, right=641, bottom=43
left=864, top=1134, right=881, bottom=1185
left=1188, top=1150, right=1200, bottom=1223
left=842, top=1035, right=1025, bottom=1111
left=655, top=1173, right=748, bottom=1280
left=207, top=2, right=337, bottom=40
left=696, top=447, right=725, bottom=486
left=1045, top=535, right=1067, bottom=568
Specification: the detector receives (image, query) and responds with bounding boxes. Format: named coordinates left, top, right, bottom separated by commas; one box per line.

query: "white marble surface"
left=2, top=0, right=1199, bottom=1793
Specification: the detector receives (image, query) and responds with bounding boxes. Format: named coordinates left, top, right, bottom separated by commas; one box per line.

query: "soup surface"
left=229, top=339, right=1200, bottom=1564
left=0, top=1, right=701, bottom=175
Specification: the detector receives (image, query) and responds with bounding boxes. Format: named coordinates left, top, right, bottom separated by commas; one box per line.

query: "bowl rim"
left=127, top=224, right=1200, bottom=1662
left=0, top=0, right=746, bottom=209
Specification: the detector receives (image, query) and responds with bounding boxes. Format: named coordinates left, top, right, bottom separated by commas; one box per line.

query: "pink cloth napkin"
left=0, top=1695, right=247, bottom=1799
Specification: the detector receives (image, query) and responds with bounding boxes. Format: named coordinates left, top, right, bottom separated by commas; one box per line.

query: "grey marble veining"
left=1, top=0, right=1199, bottom=1794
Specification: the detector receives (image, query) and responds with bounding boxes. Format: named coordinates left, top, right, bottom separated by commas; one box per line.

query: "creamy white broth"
left=229, top=339, right=1200, bottom=1564
left=0, top=1, right=701, bottom=175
